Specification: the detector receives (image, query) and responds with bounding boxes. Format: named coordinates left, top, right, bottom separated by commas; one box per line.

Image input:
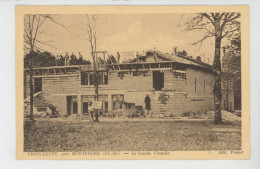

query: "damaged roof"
left=127, top=50, right=213, bottom=70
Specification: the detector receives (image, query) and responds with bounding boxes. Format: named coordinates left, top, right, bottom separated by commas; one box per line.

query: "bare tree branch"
left=202, top=13, right=215, bottom=25
left=24, top=14, right=67, bottom=54
left=192, top=34, right=215, bottom=45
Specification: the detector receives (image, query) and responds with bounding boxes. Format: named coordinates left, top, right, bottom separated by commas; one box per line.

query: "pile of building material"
left=201, top=110, right=241, bottom=122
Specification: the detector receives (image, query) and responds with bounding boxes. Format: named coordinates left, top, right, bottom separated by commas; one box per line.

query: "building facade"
left=24, top=50, right=234, bottom=117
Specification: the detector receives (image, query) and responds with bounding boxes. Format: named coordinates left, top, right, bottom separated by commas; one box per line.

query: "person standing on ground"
left=145, top=95, right=151, bottom=117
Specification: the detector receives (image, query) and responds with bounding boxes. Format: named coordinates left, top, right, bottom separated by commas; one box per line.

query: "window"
left=173, top=72, right=186, bottom=80
left=112, top=94, right=124, bottom=110
left=89, top=73, right=94, bottom=85
left=73, top=102, right=78, bottom=114
left=81, top=71, right=108, bottom=85
left=83, top=102, right=89, bottom=114
left=104, top=102, right=108, bottom=113
left=81, top=73, right=88, bottom=85
left=98, top=73, right=103, bottom=85
left=104, top=72, right=108, bottom=85
left=98, top=72, right=108, bottom=85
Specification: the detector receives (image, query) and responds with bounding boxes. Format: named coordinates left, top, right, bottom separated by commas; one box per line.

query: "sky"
left=36, top=14, right=217, bottom=64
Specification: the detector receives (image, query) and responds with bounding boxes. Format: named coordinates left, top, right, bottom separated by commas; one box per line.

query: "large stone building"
left=24, top=50, right=234, bottom=117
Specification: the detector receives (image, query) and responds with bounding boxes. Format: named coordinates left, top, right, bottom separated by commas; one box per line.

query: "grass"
left=24, top=118, right=241, bottom=152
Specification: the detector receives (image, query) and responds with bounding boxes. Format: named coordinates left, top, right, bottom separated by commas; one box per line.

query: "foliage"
left=24, top=51, right=90, bottom=68
left=222, top=35, right=241, bottom=81
left=222, top=35, right=241, bottom=108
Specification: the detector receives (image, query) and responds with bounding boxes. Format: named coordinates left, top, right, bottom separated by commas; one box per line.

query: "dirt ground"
left=24, top=118, right=241, bottom=152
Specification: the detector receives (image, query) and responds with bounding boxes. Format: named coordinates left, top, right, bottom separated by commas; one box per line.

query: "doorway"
left=67, top=96, right=78, bottom=115
left=153, top=71, right=164, bottom=90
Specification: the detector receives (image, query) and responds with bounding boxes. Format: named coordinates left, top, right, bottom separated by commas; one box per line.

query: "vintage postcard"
left=16, top=6, right=250, bottom=160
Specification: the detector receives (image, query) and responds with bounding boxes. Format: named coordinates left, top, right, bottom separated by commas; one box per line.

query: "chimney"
left=196, top=56, right=201, bottom=62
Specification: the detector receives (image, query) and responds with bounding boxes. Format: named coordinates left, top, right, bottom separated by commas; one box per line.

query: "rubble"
left=199, top=110, right=241, bottom=122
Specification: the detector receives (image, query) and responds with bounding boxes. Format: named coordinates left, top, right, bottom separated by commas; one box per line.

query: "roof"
left=127, top=50, right=213, bottom=70
left=149, top=50, right=213, bottom=69
left=25, top=50, right=214, bottom=73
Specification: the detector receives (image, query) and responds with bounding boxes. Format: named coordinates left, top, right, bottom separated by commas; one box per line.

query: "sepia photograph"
left=16, top=6, right=250, bottom=160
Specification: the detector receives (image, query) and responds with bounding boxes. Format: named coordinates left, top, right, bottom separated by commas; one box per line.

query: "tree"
left=86, top=15, right=100, bottom=122
left=24, top=51, right=56, bottom=68
left=222, top=34, right=241, bottom=109
left=24, top=51, right=91, bottom=68
left=24, top=14, right=63, bottom=122
left=184, top=13, right=240, bottom=124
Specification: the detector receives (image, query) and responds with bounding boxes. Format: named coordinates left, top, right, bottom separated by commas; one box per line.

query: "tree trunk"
left=94, top=67, right=99, bottom=122
left=213, top=17, right=223, bottom=124
left=29, top=52, right=34, bottom=122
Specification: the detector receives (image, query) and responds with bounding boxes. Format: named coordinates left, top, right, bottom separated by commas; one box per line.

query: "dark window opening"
left=81, top=71, right=108, bottom=85
left=34, top=78, right=42, bottom=93
left=153, top=71, right=164, bottom=91
left=104, top=74, right=108, bottom=85
left=67, top=96, right=72, bottom=116
left=89, top=73, right=94, bottom=85
left=81, top=72, right=88, bottom=85
left=73, top=102, right=78, bottom=114
left=83, top=102, right=88, bottom=114
left=104, top=102, right=108, bottom=113
left=98, top=73, right=103, bottom=85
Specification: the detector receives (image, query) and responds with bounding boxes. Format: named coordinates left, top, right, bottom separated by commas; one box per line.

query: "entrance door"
left=153, top=71, right=164, bottom=90
left=67, top=96, right=78, bottom=115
